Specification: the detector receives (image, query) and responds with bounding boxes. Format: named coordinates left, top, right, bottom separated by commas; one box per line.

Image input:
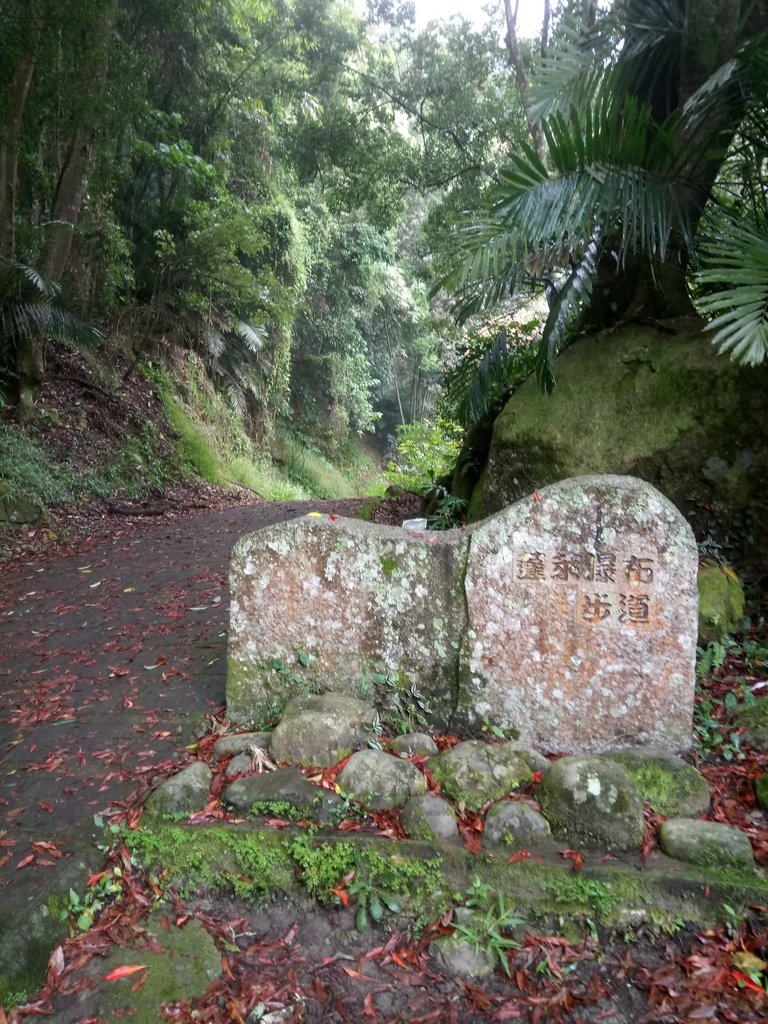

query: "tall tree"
left=443, top=0, right=768, bottom=387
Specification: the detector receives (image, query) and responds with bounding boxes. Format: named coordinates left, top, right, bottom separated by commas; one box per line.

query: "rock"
left=502, top=741, right=549, bottom=773
left=228, top=514, right=468, bottom=726
left=660, top=819, right=755, bottom=868
left=460, top=475, right=698, bottom=752
left=730, top=699, right=768, bottom=751
left=698, top=560, right=745, bottom=642
left=537, top=756, right=645, bottom=850
left=214, top=731, right=273, bottom=756
left=428, top=741, right=532, bottom=811
left=483, top=801, right=551, bottom=848
left=401, top=795, right=458, bottom=840
left=432, top=932, right=497, bottom=980
left=226, top=752, right=254, bottom=776
left=337, top=749, right=427, bottom=810
left=143, top=762, right=212, bottom=821
left=48, top=911, right=220, bottom=1024
left=602, top=747, right=710, bottom=817
left=390, top=732, right=439, bottom=756
left=0, top=482, right=42, bottom=525
left=756, top=774, right=768, bottom=810
left=228, top=476, right=698, bottom=753
left=469, top=323, right=768, bottom=575
left=0, top=852, right=89, bottom=1004
left=270, top=693, right=376, bottom=767
left=222, top=767, right=342, bottom=822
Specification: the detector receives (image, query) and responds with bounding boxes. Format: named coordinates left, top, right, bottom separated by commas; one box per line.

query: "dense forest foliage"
left=0, top=0, right=526, bottom=474
left=1, top=0, right=767, bottom=507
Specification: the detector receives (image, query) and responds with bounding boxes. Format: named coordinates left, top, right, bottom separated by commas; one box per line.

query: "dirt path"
left=0, top=500, right=365, bottom=989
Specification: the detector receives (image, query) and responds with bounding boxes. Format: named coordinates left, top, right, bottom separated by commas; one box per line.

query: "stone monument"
left=227, top=476, right=698, bottom=752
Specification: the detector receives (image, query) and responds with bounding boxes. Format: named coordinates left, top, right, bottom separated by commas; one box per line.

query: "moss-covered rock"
left=469, top=324, right=768, bottom=574
left=0, top=482, right=42, bottom=525
left=390, top=732, right=439, bottom=756
left=659, top=819, right=755, bottom=869
left=697, top=560, right=745, bottom=642
left=538, top=756, right=644, bottom=850
left=428, top=740, right=532, bottom=811
left=483, top=801, right=551, bottom=849
left=602, top=747, right=710, bottom=817
left=729, top=699, right=768, bottom=751
left=143, top=761, right=212, bottom=822
left=222, top=767, right=343, bottom=822
left=270, top=693, right=375, bottom=767
left=48, top=911, right=221, bottom=1024
left=337, top=749, right=427, bottom=810
left=401, top=794, right=458, bottom=840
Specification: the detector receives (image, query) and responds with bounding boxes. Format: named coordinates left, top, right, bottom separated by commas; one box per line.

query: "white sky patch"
left=353, top=0, right=547, bottom=39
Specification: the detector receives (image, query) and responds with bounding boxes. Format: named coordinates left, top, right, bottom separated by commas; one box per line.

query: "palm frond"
left=459, top=328, right=512, bottom=428
left=203, top=326, right=226, bottom=358
left=530, top=13, right=615, bottom=123
left=1, top=302, right=101, bottom=347
left=236, top=320, right=266, bottom=352
left=536, top=229, right=600, bottom=393
left=696, top=220, right=768, bottom=365
left=15, top=263, right=60, bottom=300
left=225, top=381, right=247, bottom=419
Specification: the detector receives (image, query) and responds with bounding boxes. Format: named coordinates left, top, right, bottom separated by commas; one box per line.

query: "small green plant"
left=373, top=672, right=432, bottom=736
left=426, top=486, right=468, bottom=530
left=694, top=685, right=755, bottom=761
left=696, top=640, right=728, bottom=678
left=480, top=719, right=518, bottom=741
left=249, top=800, right=304, bottom=821
left=58, top=868, right=125, bottom=932
left=346, top=849, right=403, bottom=931
left=452, top=876, right=525, bottom=976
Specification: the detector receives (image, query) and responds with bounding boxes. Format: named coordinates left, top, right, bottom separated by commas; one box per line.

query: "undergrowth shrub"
left=385, top=417, right=463, bottom=494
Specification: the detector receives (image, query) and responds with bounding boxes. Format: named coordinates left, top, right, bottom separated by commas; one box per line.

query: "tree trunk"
left=502, top=0, right=546, bottom=164
left=14, top=332, right=45, bottom=421
left=43, top=0, right=118, bottom=282
left=0, top=15, right=41, bottom=260
left=43, top=127, right=93, bottom=281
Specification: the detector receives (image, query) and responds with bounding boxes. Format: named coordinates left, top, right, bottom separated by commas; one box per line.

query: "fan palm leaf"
left=696, top=220, right=768, bottom=365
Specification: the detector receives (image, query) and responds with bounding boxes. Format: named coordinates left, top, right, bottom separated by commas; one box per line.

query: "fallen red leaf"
left=15, top=854, right=35, bottom=869
left=558, top=849, right=584, bottom=872
left=331, top=886, right=350, bottom=907
left=508, top=850, right=531, bottom=864
left=104, top=964, right=146, bottom=981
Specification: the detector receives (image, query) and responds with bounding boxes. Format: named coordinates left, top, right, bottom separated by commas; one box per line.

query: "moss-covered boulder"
left=538, top=756, right=645, bottom=850
left=730, top=699, right=768, bottom=752
left=483, top=801, right=551, bottom=849
left=602, top=747, right=710, bottom=817
left=222, top=767, right=343, bottom=822
left=401, top=794, right=458, bottom=840
left=0, top=482, right=42, bottom=525
left=469, top=324, right=768, bottom=574
left=143, top=762, right=212, bottom=822
left=659, top=819, right=755, bottom=869
left=428, top=740, right=532, bottom=811
left=697, top=561, right=745, bottom=642
left=270, top=693, right=376, bottom=767
left=337, top=749, right=427, bottom=810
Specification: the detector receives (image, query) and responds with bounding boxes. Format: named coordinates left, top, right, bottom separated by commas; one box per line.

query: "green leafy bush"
left=385, top=417, right=463, bottom=494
